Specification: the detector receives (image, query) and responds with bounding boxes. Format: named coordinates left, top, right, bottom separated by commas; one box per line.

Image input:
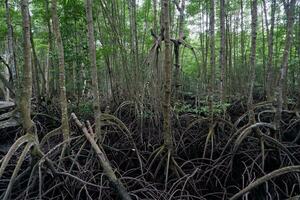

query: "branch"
left=150, top=28, right=158, bottom=40
left=230, top=165, right=300, bottom=200
left=0, top=56, right=13, bottom=84
left=71, top=113, right=132, bottom=200
left=173, top=0, right=181, bottom=11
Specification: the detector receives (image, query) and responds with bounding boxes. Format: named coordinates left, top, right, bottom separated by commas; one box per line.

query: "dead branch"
left=71, top=113, right=132, bottom=200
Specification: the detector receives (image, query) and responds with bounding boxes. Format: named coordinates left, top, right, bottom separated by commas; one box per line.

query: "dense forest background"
left=0, top=0, right=300, bottom=199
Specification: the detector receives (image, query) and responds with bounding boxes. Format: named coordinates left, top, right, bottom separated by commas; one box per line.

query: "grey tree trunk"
left=20, top=0, right=33, bottom=133
left=210, top=1, right=215, bottom=91
left=85, top=0, right=102, bottom=140
left=45, top=0, right=52, bottom=96
left=5, top=0, right=17, bottom=97
left=247, top=0, right=257, bottom=123
left=162, top=0, right=173, bottom=152
left=51, top=0, right=70, bottom=142
left=263, top=0, right=276, bottom=101
left=128, top=0, right=139, bottom=91
left=153, top=0, right=158, bottom=34
left=274, top=0, right=296, bottom=136
left=173, top=0, right=185, bottom=98
left=209, top=0, right=215, bottom=121
left=219, top=0, right=226, bottom=102
left=5, top=0, right=17, bottom=80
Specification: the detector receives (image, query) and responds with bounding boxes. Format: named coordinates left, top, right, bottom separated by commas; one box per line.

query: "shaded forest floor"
left=1, top=94, right=300, bottom=200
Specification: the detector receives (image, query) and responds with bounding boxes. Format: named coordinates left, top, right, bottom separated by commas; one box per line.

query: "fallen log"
left=71, top=113, right=132, bottom=200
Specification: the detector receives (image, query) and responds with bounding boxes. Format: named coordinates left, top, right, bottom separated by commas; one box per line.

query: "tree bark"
left=247, top=0, right=257, bottom=123
left=29, top=17, right=41, bottom=100
left=85, top=0, right=102, bottom=140
left=153, top=0, right=158, bottom=34
left=240, top=0, right=246, bottom=94
left=51, top=0, right=70, bottom=142
left=128, top=0, right=139, bottom=91
left=209, top=0, right=215, bottom=121
left=264, top=0, right=276, bottom=101
left=5, top=0, right=17, bottom=83
left=5, top=0, right=17, bottom=101
left=45, top=0, right=52, bottom=96
left=274, top=0, right=296, bottom=135
left=219, top=0, right=226, bottom=102
left=173, top=0, right=185, bottom=98
left=20, top=0, right=33, bottom=133
left=162, top=0, right=173, bottom=152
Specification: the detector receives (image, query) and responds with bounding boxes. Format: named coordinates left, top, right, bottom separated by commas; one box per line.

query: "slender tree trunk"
left=20, top=0, right=33, bottom=133
left=240, top=0, right=245, bottom=95
left=45, top=0, right=52, bottom=96
left=162, top=0, right=173, bottom=152
left=247, top=0, right=257, bottom=123
left=219, top=0, right=226, bottom=102
left=45, top=46, right=50, bottom=95
left=233, top=15, right=238, bottom=92
left=85, top=0, right=102, bottom=140
left=29, top=19, right=41, bottom=100
left=153, top=0, right=158, bottom=34
left=209, top=0, right=215, bottom=121
left=5, top=0, right=17, bottom=101
left=5, top=0, right=17, bottom=87
left=227, top=15, right=232, bottom=96
left=264, top=0, right=276, bottom=101
left=274, top=0, right=296, bottom=136
left=51, top=0, right=70, bottom=142
left=261, top=8, right=266, bottom=92
left=177, top=0, right=185, bottom=39
left=173, top=0, right=185, bottom=98
left=128, top=0, right=139, bottom=91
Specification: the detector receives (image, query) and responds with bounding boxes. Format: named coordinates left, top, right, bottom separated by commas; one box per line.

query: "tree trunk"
left=264, top=0, right=276, bottom=101
left=29, top=23, right=41, bottom=100
left=209, top=0, right=215, bottom=121
left=51, top=0, right=70, bottom=142
left=274, top=0, right=296, bottom=136
left=162, top=0, right=173, bottom=152
left=85, top=0, right=102, bottom=140
left=128, top=0, right=139, bottom=91
left=261, top=8, right=266, bottom=92
left=173, top=0, right=185, bottom=98
left=247, top=0, right=257, bottom=123
left=20, top=0, right=33, bottom=133
left=153, top=0, right=158, bottom=34
left=240, top=0, right=246, bottom=95
left=219, top=0, right=226, bottom=102
left=5, top=0, right=17, bottom=87
left=45, top=0, right=52, bottom=96
left=5, top=0, right=17, bottom=101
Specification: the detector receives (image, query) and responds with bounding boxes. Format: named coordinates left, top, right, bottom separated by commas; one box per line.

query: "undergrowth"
left=1, top=98, right=300, bottom=200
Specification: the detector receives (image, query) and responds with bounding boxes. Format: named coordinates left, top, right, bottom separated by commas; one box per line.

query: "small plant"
left=69, top=101, right=93, bottom=119
left=174, top=101, right=230, bottom=116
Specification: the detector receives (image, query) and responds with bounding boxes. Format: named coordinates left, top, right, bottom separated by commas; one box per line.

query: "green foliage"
left=69, top=101, right=93, bottom=119
left=0, top=8, right=7, bottom=39
left=174, top=101, right=230, bottom=116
